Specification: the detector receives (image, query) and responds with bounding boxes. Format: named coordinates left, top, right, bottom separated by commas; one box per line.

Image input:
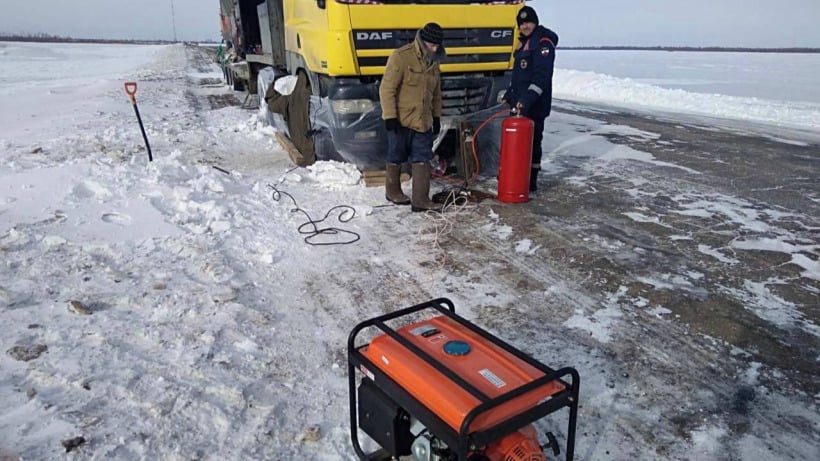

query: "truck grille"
left=358, top=53, right=510, bottom=68
left=353, top=27, right=514, bottom=68
left=440, top=74, right=497, bottom=115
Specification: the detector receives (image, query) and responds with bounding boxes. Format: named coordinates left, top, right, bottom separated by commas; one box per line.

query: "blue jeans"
left=386, top=126, right=434, bottom=164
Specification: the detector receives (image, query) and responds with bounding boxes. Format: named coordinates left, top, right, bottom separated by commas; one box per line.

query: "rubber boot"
left=529, top=167, right=540, bottom=192
left=411, top=162, right=441, bottom=212
left=385, top=163, right=410, bottom=205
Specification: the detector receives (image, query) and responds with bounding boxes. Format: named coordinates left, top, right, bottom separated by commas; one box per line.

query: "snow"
left=1, top=41, right=818, bottom=460
left=556, top=50, right=820, bottom=131
left=558, top=50, right=820, bottom=104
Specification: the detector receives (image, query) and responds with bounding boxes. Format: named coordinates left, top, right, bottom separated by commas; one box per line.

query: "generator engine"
left=348, top=298, right=579, bottom=461
left=407, top=419, right=546, bottom=461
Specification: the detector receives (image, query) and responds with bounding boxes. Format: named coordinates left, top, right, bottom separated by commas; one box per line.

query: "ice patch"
left=673, top=193, right=800, bottom=234
left=790, top=254, right=820, bottom=281
left=563, top=305, right=621, bottom=343
left=481, top=218, right=513, bottom=241
left=598, top=144, right=700, bottom=174
left=722, top=278, right=820, bottom=337
left=741, top=362, right=762, bottom=385
left=623, top=211, right=670, bottom=227
left=697, top=244, right=740, bottom=265
left=564, top=286, right=625, bottom=343
left=514, top=238, right=540, bottom=255
left=673, top=208, right=713, bottom=218
left=647, top=305, right=672, bottom=317
left=761, top=134, right=809, bottom=146
left=591, top=123, right=661, bottom=141
left=731, top=238, right=819, bottom=281
left=636, top=273, right=699, bottom=292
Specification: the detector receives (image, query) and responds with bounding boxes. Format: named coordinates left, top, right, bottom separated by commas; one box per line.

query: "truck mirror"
left=317, top=0, right=326, bottom=9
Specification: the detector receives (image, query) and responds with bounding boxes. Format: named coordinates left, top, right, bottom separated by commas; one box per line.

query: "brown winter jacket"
left=379, top=33, right=443, bottom=133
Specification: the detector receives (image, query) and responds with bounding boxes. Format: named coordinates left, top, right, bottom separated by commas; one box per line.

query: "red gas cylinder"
left=497, top=113, right=534, bottom=203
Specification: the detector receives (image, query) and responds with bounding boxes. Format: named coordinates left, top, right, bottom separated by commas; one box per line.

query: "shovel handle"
left=124, top=82, right=137, bottom=104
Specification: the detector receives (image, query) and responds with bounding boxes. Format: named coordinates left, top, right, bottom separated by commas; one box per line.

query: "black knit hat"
left=516, top=6, right=539, bottom=26
left=419, top=22, right=444, bottom=45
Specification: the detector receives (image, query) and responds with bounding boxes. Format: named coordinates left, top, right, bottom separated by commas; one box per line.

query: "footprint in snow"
left=101, top=212, right=132, bottom=226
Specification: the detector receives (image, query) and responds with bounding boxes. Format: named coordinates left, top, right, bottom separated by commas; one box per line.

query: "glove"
left=433, top=117, right=441, bottom=135
left=501, top=88, right=510, bottom=104
left=385, top=118, right=398, bottom=131
left=501, top=88, right=513, bottom=106
left=517, top=90, right=538, bottom=115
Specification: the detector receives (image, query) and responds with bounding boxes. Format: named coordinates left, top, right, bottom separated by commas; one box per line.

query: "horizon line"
left=1, top=34, right=819, bottom=52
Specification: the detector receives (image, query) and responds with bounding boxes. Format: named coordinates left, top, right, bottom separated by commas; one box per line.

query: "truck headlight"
left=331, top=99, right=374, bottom=115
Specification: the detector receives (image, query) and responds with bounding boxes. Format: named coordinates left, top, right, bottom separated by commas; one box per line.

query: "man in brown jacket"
left=379, top=22, right=444, bottom=212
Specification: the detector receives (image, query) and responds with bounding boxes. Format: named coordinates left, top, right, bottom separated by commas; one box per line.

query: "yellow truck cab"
left=219, top=0, right=524, bottom=169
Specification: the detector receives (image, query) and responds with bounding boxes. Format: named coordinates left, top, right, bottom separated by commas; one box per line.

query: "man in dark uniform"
left=502, top=5, right=559, bottom=192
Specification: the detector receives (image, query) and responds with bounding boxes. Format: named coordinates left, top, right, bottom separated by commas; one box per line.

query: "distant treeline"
left=0, top=33, right=215, bottom=45
left=562, top=46, right=820, bottom=53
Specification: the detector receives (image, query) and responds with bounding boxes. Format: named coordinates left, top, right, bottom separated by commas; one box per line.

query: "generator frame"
left=347, top=298, right=580, bottom=461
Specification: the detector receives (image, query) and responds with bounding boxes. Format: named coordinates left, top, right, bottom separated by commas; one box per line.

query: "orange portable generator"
left=348, top=298, right=579, bottom=461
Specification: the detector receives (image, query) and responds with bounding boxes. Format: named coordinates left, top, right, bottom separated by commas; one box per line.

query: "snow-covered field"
left=558, top=49, right=820, bottom=104
left=555, top=50, right=820, bottom=132
left=0, top=42, right=818, bottom=460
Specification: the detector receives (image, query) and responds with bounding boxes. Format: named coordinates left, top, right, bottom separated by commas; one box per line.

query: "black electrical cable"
left=267, top=184, right=360, bottom=246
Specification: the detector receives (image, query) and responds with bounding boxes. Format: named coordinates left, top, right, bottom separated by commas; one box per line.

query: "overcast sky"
left=0, top=0, right=818, bottom=47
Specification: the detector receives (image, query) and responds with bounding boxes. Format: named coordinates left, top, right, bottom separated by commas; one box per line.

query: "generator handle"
left=347, top=297, right=455, bottom=350
left=458, top=366, right=580, bottom=461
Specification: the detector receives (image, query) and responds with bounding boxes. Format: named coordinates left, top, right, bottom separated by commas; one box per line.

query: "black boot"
left=529, top=167, right=539, bottom=192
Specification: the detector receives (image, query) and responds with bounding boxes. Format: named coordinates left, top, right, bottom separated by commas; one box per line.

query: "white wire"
left=416, top=190, right=478, bottom=254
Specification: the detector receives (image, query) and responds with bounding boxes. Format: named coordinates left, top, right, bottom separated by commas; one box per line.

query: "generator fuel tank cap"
left=443, top=340, right=471, bottom=356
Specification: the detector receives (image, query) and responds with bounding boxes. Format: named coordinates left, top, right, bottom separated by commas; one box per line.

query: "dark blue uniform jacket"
left=504, top=26, right=559, bottom=120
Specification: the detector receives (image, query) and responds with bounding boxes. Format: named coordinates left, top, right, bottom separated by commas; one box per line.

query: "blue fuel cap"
left=443, top=340, right=471, bottom=356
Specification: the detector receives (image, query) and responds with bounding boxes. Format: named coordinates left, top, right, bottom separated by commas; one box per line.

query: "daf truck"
left=219, top=0, right=525, bottom=170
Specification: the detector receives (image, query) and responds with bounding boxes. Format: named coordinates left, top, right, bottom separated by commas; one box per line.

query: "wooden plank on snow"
left=362, top=170, right=410, bottom=187
left=275, top=132, right=308, bottom=167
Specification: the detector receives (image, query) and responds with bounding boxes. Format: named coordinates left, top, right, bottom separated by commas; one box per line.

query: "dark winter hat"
left=419, top=22, right=444, bottom=45
left=516, top=6, right=539, bottom=26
